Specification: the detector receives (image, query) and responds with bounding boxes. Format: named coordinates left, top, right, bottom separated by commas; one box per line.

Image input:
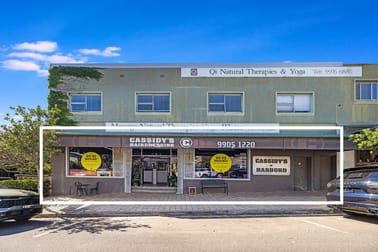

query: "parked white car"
left=0, top=184, right=42, bottom=221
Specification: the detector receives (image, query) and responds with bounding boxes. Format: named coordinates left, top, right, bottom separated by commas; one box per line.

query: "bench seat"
left=200, top=179, right=228, bottom=194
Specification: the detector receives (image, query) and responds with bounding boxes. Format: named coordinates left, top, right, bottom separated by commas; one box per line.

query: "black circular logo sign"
left=180, top=138, right=193, bottom=148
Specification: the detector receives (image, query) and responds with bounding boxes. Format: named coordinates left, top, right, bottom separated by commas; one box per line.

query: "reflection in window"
left=208, top=93, right=243, bottom=113
left=276, top=93, right=313, bottom=113
left=68, top=147, right=113, bottom=176
left=70, top=94, right=102, bottom=112
left=194, top=149, right=248, bottom=179
left=136, top=93, right=170, bottom=112
left=356, top=82, right=378, bottom=101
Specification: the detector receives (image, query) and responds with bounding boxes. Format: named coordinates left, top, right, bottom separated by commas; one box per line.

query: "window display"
left=68, top=147, right=113, bottom=176
left=194, top=149, right=248, bottom=179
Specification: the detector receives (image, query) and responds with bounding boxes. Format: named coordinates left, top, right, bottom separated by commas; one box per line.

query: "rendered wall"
left=55, top=65, right=378, bottom=126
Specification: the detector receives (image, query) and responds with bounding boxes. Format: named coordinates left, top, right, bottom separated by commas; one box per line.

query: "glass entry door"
left=142, top=157, right=169, bottom=185
left=132, top=149, right=177, bottom=187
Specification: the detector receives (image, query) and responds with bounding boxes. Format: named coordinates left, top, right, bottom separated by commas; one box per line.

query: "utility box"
left=188, top=186, right=196, bottom=195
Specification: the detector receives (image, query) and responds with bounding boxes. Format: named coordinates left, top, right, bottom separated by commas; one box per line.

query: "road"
left=0, top=215, right=377, bottom=252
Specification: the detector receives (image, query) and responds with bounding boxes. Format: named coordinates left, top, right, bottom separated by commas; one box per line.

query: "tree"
left=0, top=106, right=60, bottom=177
left=349, top=128, right=378, bottom=162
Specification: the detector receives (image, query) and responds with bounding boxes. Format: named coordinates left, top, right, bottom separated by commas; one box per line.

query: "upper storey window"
left=276, top=93, right=313, bottom=114
left=208, top=93, right=243, bottom=113
left=355, top=81, right=378, bottom=101
left=70, top=93, right=102, bottom=113
left=136, top=93, right=170, bottom=113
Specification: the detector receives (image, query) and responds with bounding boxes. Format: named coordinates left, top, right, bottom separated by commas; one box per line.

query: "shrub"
left=0, top=179, right=50, bottom=196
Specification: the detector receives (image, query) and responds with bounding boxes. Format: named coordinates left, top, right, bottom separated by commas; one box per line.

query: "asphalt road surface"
left=1, top=215, right=377, bottom=252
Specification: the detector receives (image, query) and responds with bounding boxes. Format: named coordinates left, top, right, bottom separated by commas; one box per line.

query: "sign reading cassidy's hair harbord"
left=253, top=156, right=291, bottom=176
left=181, top=66, right=362, bottom=78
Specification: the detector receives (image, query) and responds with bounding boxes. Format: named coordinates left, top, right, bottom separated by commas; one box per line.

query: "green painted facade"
left=51, top=63, right=378, bottom=127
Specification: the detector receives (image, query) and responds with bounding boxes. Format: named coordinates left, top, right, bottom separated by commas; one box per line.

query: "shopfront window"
left=68, top=147, right=113, bottom=177
left=194, top=149, right=248, bottom=179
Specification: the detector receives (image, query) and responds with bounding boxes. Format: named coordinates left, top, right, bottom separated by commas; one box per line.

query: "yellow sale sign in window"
left=81, top=152, right=102, bottom=170
left=210, top=153, right=232, bottom=173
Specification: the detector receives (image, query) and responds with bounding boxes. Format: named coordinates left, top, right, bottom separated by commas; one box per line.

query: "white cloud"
left=2, top=59, right=48, bottom=76
left=79, top=48, right=100, bottom=55
left=103, top=47, right=121, bottom=57
left=47, top=54, right=84, bottom=64
left=13, top=41, right=57, bottom=53
left=37, top=69, right=49, bottom=76
left=2, top=41, right=121, bottom=77
left=3, top=59, right=41, bottom=71
left=8, top=51, right=85, bottom=64
left=7, top=52, right=47, bottom=61
left=79, top=46, right=121, bottom=57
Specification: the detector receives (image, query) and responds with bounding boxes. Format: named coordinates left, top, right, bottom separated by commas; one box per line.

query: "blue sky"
left=1, top=0, right=377, bottom=124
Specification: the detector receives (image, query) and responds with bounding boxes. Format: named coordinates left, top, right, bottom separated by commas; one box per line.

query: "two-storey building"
left=48, top=63, right=378, bottom=195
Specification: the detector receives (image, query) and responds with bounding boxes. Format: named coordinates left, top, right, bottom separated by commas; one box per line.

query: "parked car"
left=326, top=166, right=378, bottom=216
left=228, top=166, right=248, bottom=178
left=195, top=167, right=211, bottom=178
left=0, top=184, right=42, bottom=221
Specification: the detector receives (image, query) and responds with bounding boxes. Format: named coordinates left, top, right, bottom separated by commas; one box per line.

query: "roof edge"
left=50, top=62, right=346, bottom=69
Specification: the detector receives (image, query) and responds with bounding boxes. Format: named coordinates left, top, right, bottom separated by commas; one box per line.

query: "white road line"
left=299, top=219, right=349, bottom=234
left=75, top=204, right=90, bottom=210
left=33, top=221, right=78, bottom=238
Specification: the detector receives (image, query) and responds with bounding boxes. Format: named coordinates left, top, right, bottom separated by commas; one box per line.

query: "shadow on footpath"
left=0, top=217, right=151, bottom=236
left=0, top=219, right=52, bottom=236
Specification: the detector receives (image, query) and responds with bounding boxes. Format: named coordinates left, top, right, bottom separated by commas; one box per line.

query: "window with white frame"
left=70, top=93, right=102, bottom=112
left=276, top=93, right=313, bottom=113
left=68, top=147, right=113, bottom=177
left=208, top=93, right=243, bottom=113
left=355, top=81, right=378, bottom=101
left=193, top=149, right=249, bottom=179
left=136, top=93, right=170, bottom=112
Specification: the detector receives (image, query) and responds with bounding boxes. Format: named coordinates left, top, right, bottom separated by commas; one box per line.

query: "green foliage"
left=349, top=128, right=378, bottom=161
left=0, top=106, right=60, bottom=176
left=349, top=128, right=378, bottom=151
left=47, top=66, right=103, bottom=125
left=0, top=179, right=50, bottom=196
left=48, top=66, right=103, bottom=88
left=48, top=91, right=76, bottom=125
left=168, top=172, right=177, bottom=187
left=132, top=163, right=142, bottom=185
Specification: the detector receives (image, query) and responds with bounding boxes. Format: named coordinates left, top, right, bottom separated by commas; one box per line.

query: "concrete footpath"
left=39, top=191, right=341, bottom=218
